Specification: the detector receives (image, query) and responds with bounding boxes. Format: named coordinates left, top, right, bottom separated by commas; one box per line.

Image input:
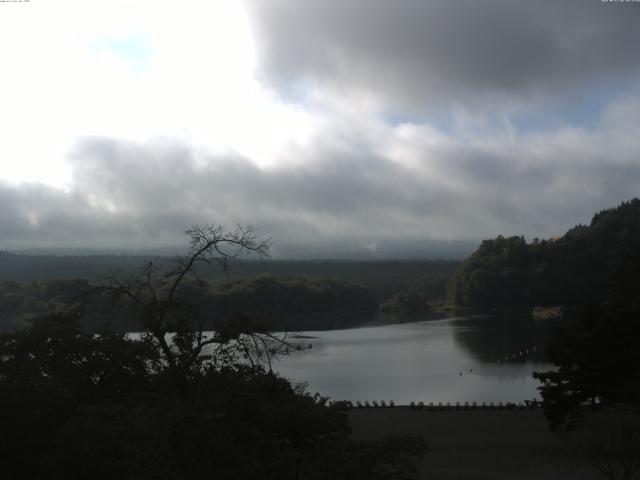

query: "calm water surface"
left=272, top=315, right=555, bottom=405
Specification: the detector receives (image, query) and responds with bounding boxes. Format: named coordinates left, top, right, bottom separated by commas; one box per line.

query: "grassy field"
left=349, top=408, right=601, bottom=480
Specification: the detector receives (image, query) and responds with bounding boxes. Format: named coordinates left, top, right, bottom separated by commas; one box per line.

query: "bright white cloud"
left=0, top=0, right=319, bottom=188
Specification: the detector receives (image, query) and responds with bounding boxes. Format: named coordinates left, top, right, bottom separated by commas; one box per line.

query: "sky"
left=1, top=0, right=639, bottom=257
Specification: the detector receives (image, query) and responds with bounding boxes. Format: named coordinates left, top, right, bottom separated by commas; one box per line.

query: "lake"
left=271, top=314, right=555, bottom=405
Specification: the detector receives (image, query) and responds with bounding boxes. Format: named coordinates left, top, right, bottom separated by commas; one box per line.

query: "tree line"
left=0, top=275, right=378, bottom=333
left=447, top=199, right=640, bottom=308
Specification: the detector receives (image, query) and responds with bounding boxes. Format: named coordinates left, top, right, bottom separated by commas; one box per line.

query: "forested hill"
left=0, top=251, right=155, bottom=282
left=0, top=253, right=458, bottom=331
left=447, top=198, right=640, bottom=308
left=0, top=252, right=456, bottom=303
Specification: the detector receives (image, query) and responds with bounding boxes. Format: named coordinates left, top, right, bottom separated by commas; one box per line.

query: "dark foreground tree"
left=0, top=225, right=426, bottom=480
left=562, top=406, right=640, bottom=480
left=534, top=256, right=640, bottom=479
left=533, top=305, right=640, bottom=431
left=534, top=255, right=640, bottom=431
left=0, top=313, right=160, bottom=480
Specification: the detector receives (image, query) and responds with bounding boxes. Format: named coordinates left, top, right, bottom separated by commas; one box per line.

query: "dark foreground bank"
left=349, top=408, right=600, bottom=480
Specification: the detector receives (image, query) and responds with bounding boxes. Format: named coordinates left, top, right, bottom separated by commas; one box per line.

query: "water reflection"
left=451, top=312, right=557, bottom=365
left=272, top=316, right=555, bottom=404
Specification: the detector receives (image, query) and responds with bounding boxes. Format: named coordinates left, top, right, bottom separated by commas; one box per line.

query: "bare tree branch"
left=87, top=223, right=291, bottom=382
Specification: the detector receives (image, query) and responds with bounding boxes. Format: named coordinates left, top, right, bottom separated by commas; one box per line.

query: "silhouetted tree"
left=562, top=406, right=640, bottom=480
left=92, top=225, right=294, bottom=381
left=0, top=225, right=427, bottom=480
left=0, top=313, right=159, bottom=480
left=534, top=255, right=640, bottom=431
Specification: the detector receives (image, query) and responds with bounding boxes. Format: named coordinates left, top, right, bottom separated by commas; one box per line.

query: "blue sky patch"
left=91, top=34, right=153, bottom=71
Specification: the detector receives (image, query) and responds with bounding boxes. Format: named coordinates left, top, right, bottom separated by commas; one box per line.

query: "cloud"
left=0, top=1, right=316, bottom=186
left=245, top=0, right=640, bottom=115
left=1, top=88, right=639, bottom=257
left=1, top=2, right=639, bottom=258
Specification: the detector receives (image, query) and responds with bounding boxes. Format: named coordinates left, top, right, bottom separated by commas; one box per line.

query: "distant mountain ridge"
left=447, top=198, right=640, bottom=308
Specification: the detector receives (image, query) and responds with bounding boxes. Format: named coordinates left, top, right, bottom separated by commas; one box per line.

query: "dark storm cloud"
left=245, top=0, right=640, bottom=111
